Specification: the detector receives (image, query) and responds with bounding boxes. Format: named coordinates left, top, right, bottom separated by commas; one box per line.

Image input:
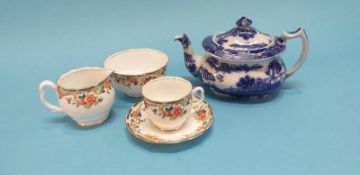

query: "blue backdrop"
left=1, top=0, right=359, bottom=174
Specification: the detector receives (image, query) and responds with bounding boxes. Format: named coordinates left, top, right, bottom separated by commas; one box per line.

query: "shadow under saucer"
left=125, top=126, right=213, bottom=153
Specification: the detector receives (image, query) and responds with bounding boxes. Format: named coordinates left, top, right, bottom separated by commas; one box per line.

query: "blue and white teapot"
left=175, top=16, right=309, bottom=98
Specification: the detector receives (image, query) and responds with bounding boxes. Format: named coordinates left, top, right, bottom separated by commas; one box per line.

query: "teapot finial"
left=236, top=16, right=252, bottom=27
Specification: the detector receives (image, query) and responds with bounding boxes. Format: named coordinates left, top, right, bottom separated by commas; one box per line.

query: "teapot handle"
left=281, top=27, right=309, bottom=78
left=39, top=80, right=63, bottom=112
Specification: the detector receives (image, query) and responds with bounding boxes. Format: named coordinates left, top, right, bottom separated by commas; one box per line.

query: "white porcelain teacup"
left=142, top=76, right=205, bottom=131
left=104, top=48, right=168, bottom=97
left=39, top=67, right=115, bottom=127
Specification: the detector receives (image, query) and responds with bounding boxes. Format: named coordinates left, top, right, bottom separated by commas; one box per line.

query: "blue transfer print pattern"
left=203, top=36, right=286, bottom=60
left=202, top=16, right=287, bottom=60
left=203, top=58, right=286, bottom=97
left=217, top=37, right=228, bottom=45
left=216, top=74, right=224, bottom=82
left=228, top=43, right=268, bottom=49
left=175, top=33, right=191, bottom=48
left=208, top=76, right=284, bottom=97
left=184, top=52, right=197, bottom=76
left=234, top=16, right=256, bottom=40
left=266, top=59, right=283, bottom=76
left=236, top=16, right=252, bottom=27
left=237, top=75, right=255, bottom=88
left=233, top=28, right=257, bottom=40
left=206, top=57, right=263, bottom=73
left=199, top=67, right=215, bottom=82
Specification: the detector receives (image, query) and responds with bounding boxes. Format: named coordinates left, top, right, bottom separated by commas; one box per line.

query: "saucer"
left=125, top=97, right=213, bottom=144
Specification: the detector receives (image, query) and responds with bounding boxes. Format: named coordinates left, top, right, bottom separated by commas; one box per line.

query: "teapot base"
left=210, top=87, right=269, bottom=100
left=209, top=86, right=280, bottom=100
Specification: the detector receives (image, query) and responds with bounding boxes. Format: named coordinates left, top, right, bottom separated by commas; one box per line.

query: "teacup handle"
left=281, top=27, right=309, bottom=78
left=192, top=86, right=205, bottom=106
left=39, top=80, right=63, bottom=112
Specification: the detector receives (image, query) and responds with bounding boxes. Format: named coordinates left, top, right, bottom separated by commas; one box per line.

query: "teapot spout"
left=174, top=33, right=203, bottom=77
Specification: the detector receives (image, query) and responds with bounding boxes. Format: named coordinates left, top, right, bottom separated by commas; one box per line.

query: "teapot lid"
left=202, top=17, right=286, bottom=60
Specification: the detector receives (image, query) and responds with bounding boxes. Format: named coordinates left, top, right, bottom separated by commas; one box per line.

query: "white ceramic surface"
left=142, top=76, right=204, bottom=131
left=104, top=48, right=168, bottom=97
left=39, top=67, right=115, bottom=127
left=125, top=97, right=213, bottom=144
left=175, top=16, right=309, bottom=98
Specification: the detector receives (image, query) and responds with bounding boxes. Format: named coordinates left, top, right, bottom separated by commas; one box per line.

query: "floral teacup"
left=142, top=76, right=205, bottom=131
left=104, top=48, right=168, bottom=97
left=39, top=67, right=115, bottom=127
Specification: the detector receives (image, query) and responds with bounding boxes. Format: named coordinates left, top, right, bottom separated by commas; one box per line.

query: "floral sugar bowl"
left=104, top=48, right=168, bottom=97
left=175, top=16, right=309, bottom=98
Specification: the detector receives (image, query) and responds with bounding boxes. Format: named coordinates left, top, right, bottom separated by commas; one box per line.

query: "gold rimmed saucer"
left=125, top=97, right=213, bottom=144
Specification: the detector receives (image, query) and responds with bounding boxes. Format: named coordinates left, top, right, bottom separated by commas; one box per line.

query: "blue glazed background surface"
left=0, top=0, right=359, bottom=174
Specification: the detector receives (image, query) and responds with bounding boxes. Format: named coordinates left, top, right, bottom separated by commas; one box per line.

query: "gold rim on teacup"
left=142, top=76, right=205, bottom=131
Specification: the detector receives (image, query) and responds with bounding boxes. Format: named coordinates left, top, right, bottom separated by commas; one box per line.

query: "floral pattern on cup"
left=113, top=67, right=166, bottom=88
left=192, top=97, right=212, bottom=127
left=125, top=97, right=213, bottom=144
left=178, top=98, right=212, bottom=140
left=57, top=79, right=113, bottom=108
left=144, top=95, right=192, bottom=120
left=127, top=108, right=164, bottom=142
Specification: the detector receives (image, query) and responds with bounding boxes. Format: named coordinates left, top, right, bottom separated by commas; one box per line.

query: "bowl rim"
left=104, top=48, right=168, bottom=76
